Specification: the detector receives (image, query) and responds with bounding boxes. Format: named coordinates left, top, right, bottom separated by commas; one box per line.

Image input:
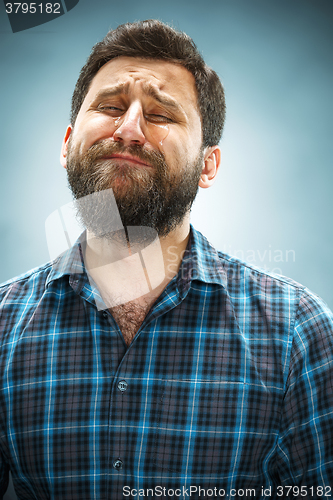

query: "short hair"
left=70, top=19, right=226, bottom=148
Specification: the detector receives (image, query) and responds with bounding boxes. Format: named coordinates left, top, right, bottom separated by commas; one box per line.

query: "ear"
left=198, top=145, right=221, bottom=189
left=60, top=125, right=72, bottom=169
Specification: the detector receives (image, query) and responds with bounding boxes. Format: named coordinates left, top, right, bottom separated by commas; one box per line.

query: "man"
left=0, top=19, right=332, bottom=500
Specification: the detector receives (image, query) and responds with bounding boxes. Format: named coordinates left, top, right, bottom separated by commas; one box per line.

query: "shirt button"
left=103, top=312, right=108, bottom=318
left=113, top=458, right=123, bottom=470
left=117, top=380, right=128, bottom=392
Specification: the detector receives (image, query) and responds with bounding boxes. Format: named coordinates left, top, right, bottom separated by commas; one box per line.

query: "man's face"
left=63, top=57, right=208, bottom=238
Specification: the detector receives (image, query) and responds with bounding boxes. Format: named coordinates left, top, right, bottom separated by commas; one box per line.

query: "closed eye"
left=97, top=105, right=123, bottom=113
left=146, top=114, right=173, bottom=123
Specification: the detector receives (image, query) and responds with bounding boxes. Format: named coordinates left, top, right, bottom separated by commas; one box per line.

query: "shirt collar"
left=176, top=225, right=227, bottom=293
left=45, top=234, right=86, bottom=288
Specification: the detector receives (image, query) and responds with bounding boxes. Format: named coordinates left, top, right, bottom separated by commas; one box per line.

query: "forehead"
left=85, top=56, right=199, bottom=109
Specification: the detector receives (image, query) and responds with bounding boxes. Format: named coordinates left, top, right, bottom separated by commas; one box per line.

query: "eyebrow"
left=92, top=82, right=183, bottom=114
left=92, top=83, right=130, bottom=103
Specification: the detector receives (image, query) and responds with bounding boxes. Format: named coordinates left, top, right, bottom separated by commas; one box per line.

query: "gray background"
left=1, top=0, right=333, bottom=497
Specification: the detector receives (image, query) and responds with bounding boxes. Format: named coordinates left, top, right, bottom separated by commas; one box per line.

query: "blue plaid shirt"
left=0, top=226, right=333, bottom=499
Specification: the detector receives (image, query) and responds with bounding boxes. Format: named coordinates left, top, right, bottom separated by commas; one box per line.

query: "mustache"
left=85, top=140, right=166, bottom=168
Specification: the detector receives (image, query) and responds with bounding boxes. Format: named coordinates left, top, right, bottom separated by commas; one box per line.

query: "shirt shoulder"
left=217, top=249, right=305, bottom=291
left=190, top=227, right=332, bottom=325
left=0, top=256, right=75, bottom=349
left=214, top=248, right=307, bottom=311
left=0, top=239, right=84, bottom=306
left=216, top=248, right=333, bottom=345
left=0, top=263, right=51, bottom=351
left=0, top=261, right=54, bottom=302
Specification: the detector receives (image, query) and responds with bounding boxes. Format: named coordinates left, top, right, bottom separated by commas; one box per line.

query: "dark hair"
left=70, top=19, right=226, bottom=147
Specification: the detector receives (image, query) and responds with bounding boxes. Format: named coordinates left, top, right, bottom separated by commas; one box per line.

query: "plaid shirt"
left=0, top=226, right=332, bottom=499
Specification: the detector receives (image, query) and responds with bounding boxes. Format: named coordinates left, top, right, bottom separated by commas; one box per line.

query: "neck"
left=83, top=216, right=190, bottom=309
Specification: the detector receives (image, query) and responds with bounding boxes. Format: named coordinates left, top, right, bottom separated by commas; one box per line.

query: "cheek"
left=162, top=144, right=190, bottom=173
left=73, top=116, right=116, bottom=152
left=163, top=126, right=202, bottom=165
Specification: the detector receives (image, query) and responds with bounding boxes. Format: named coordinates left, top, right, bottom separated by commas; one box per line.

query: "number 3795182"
left=277, top=486, right=332, bottom=497
left=5, top=3, right=61, bottom=14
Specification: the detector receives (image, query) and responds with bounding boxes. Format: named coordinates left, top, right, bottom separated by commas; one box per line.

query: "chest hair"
left=110, top=300, right=151, bottom=346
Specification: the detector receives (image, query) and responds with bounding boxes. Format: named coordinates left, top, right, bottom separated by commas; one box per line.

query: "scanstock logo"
left=3, top=0, right=80, bottom=33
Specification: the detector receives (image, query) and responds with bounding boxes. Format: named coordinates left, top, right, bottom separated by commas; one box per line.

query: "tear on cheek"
left=146, top=123, right=169, bottom=150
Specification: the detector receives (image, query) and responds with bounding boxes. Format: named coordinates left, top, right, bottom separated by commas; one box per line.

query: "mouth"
left=100, top=154, right=152, bottom=167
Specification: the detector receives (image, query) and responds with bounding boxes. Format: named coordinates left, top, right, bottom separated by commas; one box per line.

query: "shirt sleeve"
left=276, top=289, right=333, bottom=486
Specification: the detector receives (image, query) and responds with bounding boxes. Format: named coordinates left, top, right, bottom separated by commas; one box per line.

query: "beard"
left=66, top=138, right=203, bottom=240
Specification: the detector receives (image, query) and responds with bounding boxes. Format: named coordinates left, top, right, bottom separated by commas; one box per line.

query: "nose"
left=113, top=102, right=146, bottom=147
